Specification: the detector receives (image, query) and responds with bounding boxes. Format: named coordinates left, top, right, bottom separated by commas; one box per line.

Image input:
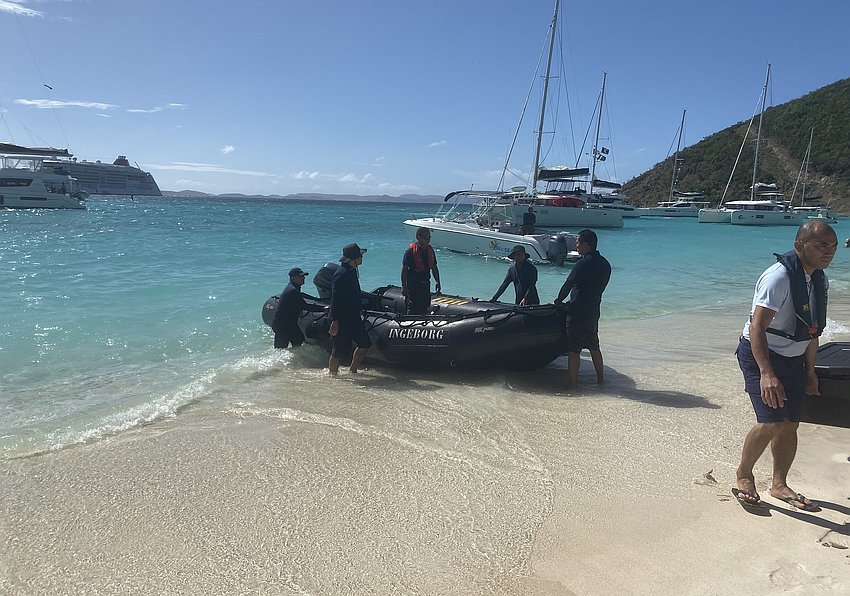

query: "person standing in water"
left=328, top=243, right=371, bottom=375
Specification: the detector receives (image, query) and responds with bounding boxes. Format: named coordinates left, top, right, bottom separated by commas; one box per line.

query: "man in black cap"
left=271, top=267, right=325, bottom=349
left=490, top=245, right=539, bottom=305
left=401, top=226, right=441, bottom=315
left=328, top=243, right=372, bottom=375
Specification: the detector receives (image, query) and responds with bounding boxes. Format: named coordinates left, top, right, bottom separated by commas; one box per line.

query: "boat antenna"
left=669, top=109, right=686, bottom=202
left=750, top=63, right=770, bottom=201
left=531, top=0, right=560, bottom=191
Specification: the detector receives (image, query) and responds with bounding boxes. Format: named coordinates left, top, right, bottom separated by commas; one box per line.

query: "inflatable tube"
left=262, top=285, right=568, bottom=371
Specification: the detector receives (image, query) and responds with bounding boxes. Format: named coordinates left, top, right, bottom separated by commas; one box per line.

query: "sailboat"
left=791, top=128, right=840, bottom=222
left=547, top=73, right=639, bottom=219
left=638, top=110, right=709, bottom=217
left=409, top=0, right=623, bottom=234
left=698, top=65, right=805, bottom=226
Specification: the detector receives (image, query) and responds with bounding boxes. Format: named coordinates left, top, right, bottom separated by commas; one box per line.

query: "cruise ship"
left=42, top=155, right=162, bottom=196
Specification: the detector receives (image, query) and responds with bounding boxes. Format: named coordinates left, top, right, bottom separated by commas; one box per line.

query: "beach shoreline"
left=2, top=305, right=849, bottom=595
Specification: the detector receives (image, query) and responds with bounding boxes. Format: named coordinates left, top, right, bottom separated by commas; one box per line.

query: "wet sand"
left=2, top=305, right=849, bottom=595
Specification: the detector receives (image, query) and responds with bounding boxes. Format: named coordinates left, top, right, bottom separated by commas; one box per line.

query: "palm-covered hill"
left=622, top=77, right=850, bottom=213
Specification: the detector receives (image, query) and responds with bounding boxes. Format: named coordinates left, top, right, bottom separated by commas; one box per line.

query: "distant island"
left=161, top=191, right=445, bottom=203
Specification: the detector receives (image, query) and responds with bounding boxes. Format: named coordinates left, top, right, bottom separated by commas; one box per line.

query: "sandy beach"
left=2, top=304, right=849, bottom=595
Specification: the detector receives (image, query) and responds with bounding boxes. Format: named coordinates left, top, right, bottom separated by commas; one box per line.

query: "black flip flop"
left=732, top=487, right=767, bottom=511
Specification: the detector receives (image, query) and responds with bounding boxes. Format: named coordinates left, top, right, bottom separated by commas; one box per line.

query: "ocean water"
left=2, top=196, right=849, bottom=460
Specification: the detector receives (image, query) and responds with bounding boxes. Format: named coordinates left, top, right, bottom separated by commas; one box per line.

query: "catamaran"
left=1, top=143, right=87, bottom=210
left=699, top=65, right=805, bottom=226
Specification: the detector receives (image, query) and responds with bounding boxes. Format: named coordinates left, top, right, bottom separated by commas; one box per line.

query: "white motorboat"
left=403, top=192, right=580, bottom=265
left=1, top=143, right=87, bottom=210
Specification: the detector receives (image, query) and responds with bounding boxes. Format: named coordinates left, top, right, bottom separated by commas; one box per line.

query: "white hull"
left=1, top=171, right=86, bottom=210
left=43, top=157, right=162, bottom=197
left=403, top=217, right=578, bottom=264
left=639, top=206, right=701, bottom=217
left=729, top=209, right=807, bottom=226
left=502, top=202, right=625, bottom=228
left=698, top=208, right=732, bottom=223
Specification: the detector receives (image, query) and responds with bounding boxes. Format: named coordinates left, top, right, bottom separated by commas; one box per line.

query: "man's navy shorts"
left=736, top=336, right=806, bottom=423
left=566, top=318, right=600, bottom=354
left=331, top=318, right=372, bottom=360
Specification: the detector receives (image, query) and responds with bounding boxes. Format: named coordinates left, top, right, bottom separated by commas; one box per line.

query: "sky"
left=2, top=0, right=849, bottom=197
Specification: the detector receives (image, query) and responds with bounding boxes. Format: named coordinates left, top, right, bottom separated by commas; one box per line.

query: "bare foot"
left=734, top=477, right=761, bottom=504
left=770, top=486, right=817, bottom=510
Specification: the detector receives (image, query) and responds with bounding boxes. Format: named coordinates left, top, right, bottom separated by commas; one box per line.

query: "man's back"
left=558, top=251, right=611, bottom=318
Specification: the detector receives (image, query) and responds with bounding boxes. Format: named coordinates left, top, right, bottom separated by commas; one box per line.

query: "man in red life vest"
left=401, top=227, right=441, bottom=315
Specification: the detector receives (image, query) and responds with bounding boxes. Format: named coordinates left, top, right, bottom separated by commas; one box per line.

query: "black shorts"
left=331, top=318, right=372, bottom=360
left=406, top=282, right=431, bottom=315
left=273, top=325, right=305, bottom=349
left=566, top=317, right=600, bottom=354
left=736, top=337, right=806, bottom=423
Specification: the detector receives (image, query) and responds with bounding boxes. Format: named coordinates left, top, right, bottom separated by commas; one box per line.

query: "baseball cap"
left=288, top=267, right=308, bottom=277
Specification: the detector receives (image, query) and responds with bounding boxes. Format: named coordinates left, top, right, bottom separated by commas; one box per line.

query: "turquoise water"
left=2, top=196, right=849, bottom=458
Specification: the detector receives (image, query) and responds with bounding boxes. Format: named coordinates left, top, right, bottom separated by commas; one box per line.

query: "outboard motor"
left=545, top=232, right=578, bottom=266
left=313, top=262, right=339, bottom=299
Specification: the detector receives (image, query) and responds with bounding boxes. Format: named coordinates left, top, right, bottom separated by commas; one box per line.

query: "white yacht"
left=404, top=192, right=580, bottom=265
left=1, top=143, right=86, bottom=210
left=639, top=112, right=708, bottom=218
left=700, top=65, right=803, bottom=227
left=638, top=195, right=710, bottom=218
left=42, top=154, right=162, bottom=196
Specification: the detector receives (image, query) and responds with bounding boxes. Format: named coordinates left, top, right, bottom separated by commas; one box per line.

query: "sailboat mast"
left=669, top=109, right=686, bottom=202
left=802, top=127, right=813, bottom=206
left=532, top=0, right=560, bottom=190
left=590, top=72, right=607, bottom=194
left=750, top=63, right=770, bottom=201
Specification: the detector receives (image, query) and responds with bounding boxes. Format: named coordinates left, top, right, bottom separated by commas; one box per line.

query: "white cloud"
left=428, top=140, right=447, bottom=148
left=16, top=99, right=116, bottom=110
left=0, top=1, right=41, bottom=17
left=293, top=171, right=320, bottom=180
left=127, top=103, right=188, bottom=114
left=220, top=145, right=235, bottom=155
left=147, top=162, right=273, bottom=177
left=95, top=113, right=112, bottom=118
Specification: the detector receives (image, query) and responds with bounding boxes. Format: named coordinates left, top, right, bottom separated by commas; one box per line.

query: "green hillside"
left=622, top=77, right=850, bottom=213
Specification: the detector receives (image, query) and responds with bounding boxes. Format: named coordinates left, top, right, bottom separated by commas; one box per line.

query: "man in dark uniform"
left=490, top=245, right=540, bottom=305
left=554, top=229, right=611, bottom=388
left=328, top=243, right=372, bottom=375
left=401, top=226, right=441, bottom=315
left=271, top=267, right=324, bottom=348
left=521, top=206, right=536, bottom=234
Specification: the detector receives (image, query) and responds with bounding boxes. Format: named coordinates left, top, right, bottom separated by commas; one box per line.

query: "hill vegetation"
left=622, top=77, right=850, bottom=213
